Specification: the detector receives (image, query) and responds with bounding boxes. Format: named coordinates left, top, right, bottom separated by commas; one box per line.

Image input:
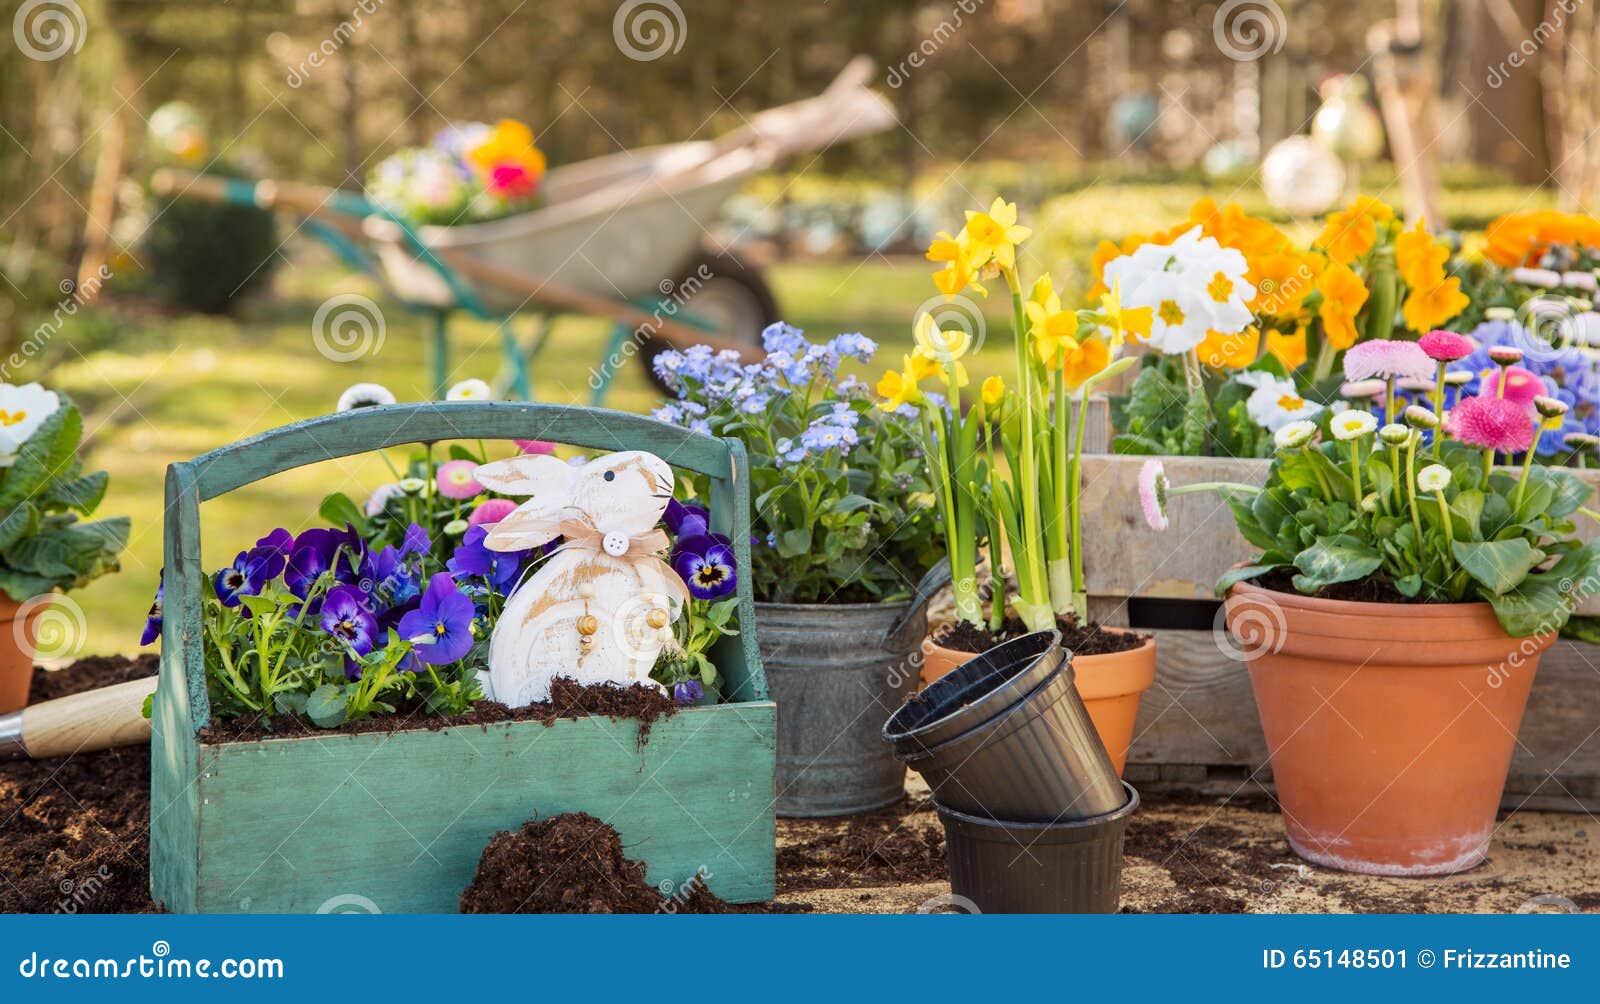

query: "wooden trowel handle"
left=1, top=677, right=157, bottom=760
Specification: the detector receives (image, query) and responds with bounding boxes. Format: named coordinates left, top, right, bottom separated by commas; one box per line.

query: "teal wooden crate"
left=150, top=402, right=776, bottom=913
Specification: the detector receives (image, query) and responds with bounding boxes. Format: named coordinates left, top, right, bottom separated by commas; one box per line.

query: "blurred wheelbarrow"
left=151, top=57, right=895, bottom=403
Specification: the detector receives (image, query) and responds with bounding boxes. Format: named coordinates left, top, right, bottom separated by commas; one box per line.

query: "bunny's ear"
left=474, top=455, right=573, bottom=498
left=483, top=505, right=563, bottom=551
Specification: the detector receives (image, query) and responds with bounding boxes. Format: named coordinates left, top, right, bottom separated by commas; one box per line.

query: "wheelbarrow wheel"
left=639, top=251, right=779, bottom=393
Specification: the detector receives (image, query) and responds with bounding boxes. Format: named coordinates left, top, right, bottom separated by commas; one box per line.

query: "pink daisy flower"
left=468, top=498, right=518, bottom=526
left=514, top=439, right=556, bottom=455
left=1138, top=459, right=1170, bottom=533
left=1479, top=366, right=1545, bottom=407
left=1343, top=339, right=1435, bottom=383
left=436, top=459, right=484, bottom=500
left=1447, top=394, right=1537, bottom=454
left=1418, top=329, right=1474, bottom=362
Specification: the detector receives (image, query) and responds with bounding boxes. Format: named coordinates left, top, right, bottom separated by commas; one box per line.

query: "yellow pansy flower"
left=1346, top=195, right=1396, bottom=223
left=963, top=197, right=1031, bottom=273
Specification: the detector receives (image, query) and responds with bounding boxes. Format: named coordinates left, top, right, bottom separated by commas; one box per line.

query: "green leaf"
left=1214, top=563, right=1282, bottom=596
left=44, top=471, right=107, bottom=515
left=0, top=502, right=38, bottom=551
left=1529, top=468, right=1595, bottom=521
left=0, top=404, right=81, bottom=510
left=827, top=494, right=877, bottom=516
left=1293, top=534, right=1383, bottom=590
left=1449, top=489, right=1486, bottom=541
left=273, top=691, right=308, bottom=716
left=777, top=527, right=812, bottom=558
left=1453, top=538, right=1546, bottom=596
left=306, top=684, right=347, bottom=728
left=319, top=492, right=365, bottom=529
left=1487, top=541, right=1600, bottom=637
left=141, top=692, right=155, bottom=720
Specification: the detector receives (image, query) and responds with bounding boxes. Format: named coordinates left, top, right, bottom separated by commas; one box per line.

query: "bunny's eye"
left=604, top=470, right=615, bottom=482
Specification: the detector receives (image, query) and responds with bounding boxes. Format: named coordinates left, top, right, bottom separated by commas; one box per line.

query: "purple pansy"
left=671, top=533, right=737, bottom=600
left=664, top=499, right=710, bottom=538
left=400, top=522, right=431, bottom=558
left=673, top=679, right=704, bottom=706
left=320, top=584, right=380, bottom=678
left=447, top=524, right=525, bottom=590
left=140, top=580, right=163, bottom=646
left=397, top=572, right=476, bottom=665
left=213, top=535, right=290, bottom=608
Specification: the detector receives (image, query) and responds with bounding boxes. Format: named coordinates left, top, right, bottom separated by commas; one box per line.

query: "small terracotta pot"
left=920, top=630, right=1156, bottom=776
left=1226, top=581, right=1552, bottom=876
left=0, top=596, right=40, bottom=715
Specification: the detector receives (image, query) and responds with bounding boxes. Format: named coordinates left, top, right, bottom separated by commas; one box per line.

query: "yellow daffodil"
left=1315, top=207, right=1377, bottom=265
left=907, top=347, right=945, bottom=383
left=1027, top=303, right=1081, bottom=367
left=1197, top=326, right=1262, bottom=370
left=1266, top=324, right=1309, bottom=372
left=981, top=375, right=1006, bottom=408
left=1316, top=262, right=1369, bottom=350
left=1097, top=280, right=1152, bottom=348
left=963, top=197, right=1031, bottom=273
left=876, top=360, right=926, bottom=412
left=927, top=231, right=988, bottom=298
left=1402, top=275, right=1470, bottom=333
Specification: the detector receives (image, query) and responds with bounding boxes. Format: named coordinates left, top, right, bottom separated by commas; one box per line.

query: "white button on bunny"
left=472, top=450, right=688, bottom=707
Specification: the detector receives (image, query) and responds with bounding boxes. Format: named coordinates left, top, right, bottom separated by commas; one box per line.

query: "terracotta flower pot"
left=0, top=595, right=40, bottom=715
left=1226, top=581, right=1553, bottom=876
left=920, top=630, right=1156, bottom=776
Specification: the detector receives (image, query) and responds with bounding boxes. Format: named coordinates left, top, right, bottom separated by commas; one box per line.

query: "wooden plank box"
left=1078, top=453, right=1600, bottom=811
left=150, top=403, right=776, bottom=913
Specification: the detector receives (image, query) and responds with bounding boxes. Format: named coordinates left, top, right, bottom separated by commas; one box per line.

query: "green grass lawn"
left=49, top=255, right=1023, bottom=658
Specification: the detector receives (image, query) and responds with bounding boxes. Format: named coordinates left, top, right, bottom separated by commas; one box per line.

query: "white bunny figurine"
left=471, top=450, right=688, bottom=707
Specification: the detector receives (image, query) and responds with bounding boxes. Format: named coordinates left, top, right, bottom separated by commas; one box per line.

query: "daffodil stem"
left=1068, top=388, right=1091, bottom=620
left=1011, top=280, right=1049, bottom=629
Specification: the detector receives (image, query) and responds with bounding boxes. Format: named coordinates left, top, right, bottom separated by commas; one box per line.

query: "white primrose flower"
left=1102, top=227, right=1256, bottom=355
left=1237, top=371, right=1324, bottom=433
left=446, top=378, right=493, bottom=401
left=1417, top=464, right=1452, bottom=493
left=0, top=382, right=61, bottom=459
left=1331, top=410, right=1379, bottom=441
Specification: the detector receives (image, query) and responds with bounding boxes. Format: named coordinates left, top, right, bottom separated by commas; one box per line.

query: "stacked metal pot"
left=882, top=631, right=1139, bottom=913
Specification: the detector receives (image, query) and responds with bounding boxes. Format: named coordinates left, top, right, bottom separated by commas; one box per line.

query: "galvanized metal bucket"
left=757, top=596, right=929, bottom=818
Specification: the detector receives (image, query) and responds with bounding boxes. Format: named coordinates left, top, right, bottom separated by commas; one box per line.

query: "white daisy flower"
left=336, top=383, right=396, bottom=412
left=365, top=482, right=405, bottom=516
left=1331, top=411, right=1379, bottom=441
left=1417, top=464, right=1452, bottom=493
left=446, top=378, right=493, bottom=402
left=1274, top=419, right=1319, bottom=450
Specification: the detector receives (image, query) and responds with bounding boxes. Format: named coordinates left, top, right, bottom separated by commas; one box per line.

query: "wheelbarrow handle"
left=153, top=168, right=372, bottom=218
left=0, top=676, right=157, bottom=760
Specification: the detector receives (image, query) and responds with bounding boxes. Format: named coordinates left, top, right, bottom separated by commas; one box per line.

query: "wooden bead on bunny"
left=472, top=450, right=688, bottom=707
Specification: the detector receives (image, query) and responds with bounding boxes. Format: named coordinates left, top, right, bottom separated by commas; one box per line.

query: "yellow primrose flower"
left=1060, top=336, right=1111, bottom=390
left=1401, top=275, right=1470, bottom=333
left=1395, top=218, right=1449, bottom=291
left=876, top=362, right=926, bottom=412
left=1316, top=262, right=1369, bottom=349
left=1266, top=324, right=1309, bottom=372
left=1346, top=195, right=1396, bottom=223
left=963, top=197, right=1031, bottom=273
left=1197, top=326, right=1262, bottom=370
left=1098, top=280, right=1152, bottom=348
left=981, top=375, right=1006, bottom=408
left=1315, top=207, right=1377, bottom=265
